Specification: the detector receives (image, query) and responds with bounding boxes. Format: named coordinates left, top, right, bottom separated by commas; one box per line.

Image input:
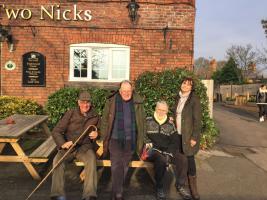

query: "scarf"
left=154, top=112, right=167, bottom=125
left=115, top=94, right=137, bottom=150
left=176, top=91, right=190, bottom=134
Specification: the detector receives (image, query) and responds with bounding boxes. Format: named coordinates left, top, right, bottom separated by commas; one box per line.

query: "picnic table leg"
left=10, top=142, right=41, bottom=180
left=0, top=143, right=6, bottom=154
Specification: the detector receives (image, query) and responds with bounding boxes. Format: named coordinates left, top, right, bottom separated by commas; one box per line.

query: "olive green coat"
left=100, top=92, right=146, bottom=157
left=172, top=92, right=202, bottom=156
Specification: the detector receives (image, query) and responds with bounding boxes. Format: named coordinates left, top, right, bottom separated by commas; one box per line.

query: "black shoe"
left=156, top=187, right=166, bottom=200
left=51, top=196, right=66, bottom=200
left=175, top=184, right=192, bottom=200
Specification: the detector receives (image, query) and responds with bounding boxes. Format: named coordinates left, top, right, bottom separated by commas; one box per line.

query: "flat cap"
left=78, top=91, right=91, bottom=101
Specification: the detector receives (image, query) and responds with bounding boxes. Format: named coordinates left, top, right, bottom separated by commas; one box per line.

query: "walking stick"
left=25, top=124, right=97, bottom=200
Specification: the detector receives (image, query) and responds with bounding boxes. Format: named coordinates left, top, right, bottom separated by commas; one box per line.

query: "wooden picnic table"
left=0, top=114, right=57, bottom=180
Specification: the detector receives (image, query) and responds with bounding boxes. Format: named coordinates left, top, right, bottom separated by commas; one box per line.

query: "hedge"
left=45, top=87, right=110, bottom=128
left=135, top=68, right=219, bottom=149
left=0, top=96, right=44, bottom=120
left=45, top=68, right=219, bottom=149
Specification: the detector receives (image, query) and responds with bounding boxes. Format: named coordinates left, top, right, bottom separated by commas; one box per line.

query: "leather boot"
left=175, top=184, right=192, bottom=200
left=188, top=175, right=200, bottom=200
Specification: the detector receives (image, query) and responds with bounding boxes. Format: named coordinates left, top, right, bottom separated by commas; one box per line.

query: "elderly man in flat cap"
left=51, top=91, right=100, bottom=200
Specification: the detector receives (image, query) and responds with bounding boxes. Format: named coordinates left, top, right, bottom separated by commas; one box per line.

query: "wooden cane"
left=25, top=124, right=97, bottom=200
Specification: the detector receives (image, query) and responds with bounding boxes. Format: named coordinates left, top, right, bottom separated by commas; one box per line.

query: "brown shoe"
left=188, top=175, right=200, bottom=200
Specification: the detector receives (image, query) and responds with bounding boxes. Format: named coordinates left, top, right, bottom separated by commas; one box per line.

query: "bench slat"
left=75, top=160, right=153, bottom=168
left=29, top=136, right=57, bottom=158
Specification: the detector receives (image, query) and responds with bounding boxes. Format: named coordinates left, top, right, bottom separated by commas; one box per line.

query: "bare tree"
left=256, top=47, right=267, bottom=75
left=258, top=47, right=267, bottom=65
left=262, top=19, right=267, bottom=38
left=194, top=57, right=210, bottom=68
left=216, top=60, right=227, bottom=70
left=226, top=44, right=261, bottom=79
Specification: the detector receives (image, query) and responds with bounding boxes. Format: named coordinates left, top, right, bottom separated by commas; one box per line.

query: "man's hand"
left=145, top=143, right=153, bottom=149
left=89, top=131, right=98, bottom=140
left=190, top=139, right=197, bottom=147
left=61, top=141, right=73, bottom=149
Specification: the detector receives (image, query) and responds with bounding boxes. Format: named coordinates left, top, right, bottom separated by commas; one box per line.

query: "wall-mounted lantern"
left=0, top=24, right=14, bottom=52
left=127, top=0, right=140, bottom=23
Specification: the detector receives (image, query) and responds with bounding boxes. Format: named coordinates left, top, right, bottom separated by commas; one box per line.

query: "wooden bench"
left=75, top=159, right=153, bottom=168
left=235, top=95, right=247, bottom=105
left=29, top=136, right=57, bottom=163
left=75, top=159, right=154, bottom=182
left=75, top=140, right=155, bottom=182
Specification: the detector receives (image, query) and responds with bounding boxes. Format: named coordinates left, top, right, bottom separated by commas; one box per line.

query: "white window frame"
left=69, top=43, right=130, bottom=82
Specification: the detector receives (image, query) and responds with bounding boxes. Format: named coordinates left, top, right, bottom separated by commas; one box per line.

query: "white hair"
left=156, top=100, right=169, bottom=110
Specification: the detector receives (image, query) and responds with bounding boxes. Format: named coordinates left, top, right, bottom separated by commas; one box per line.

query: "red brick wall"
left=0, top=0, right=195, bottom=105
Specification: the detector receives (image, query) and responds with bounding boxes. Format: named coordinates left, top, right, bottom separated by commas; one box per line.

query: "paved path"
left=214, top=103, right=267, bottom=147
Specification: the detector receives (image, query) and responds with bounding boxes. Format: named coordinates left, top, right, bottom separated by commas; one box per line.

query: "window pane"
left=73, top=49, right=87, bottom=78
left=112, top=50, right=127, bottom=79
left=70, top=44, right=130, bottom=82
left=92, top=48, right=108, bottom=80
left=112, top=69, right=126, bottom=79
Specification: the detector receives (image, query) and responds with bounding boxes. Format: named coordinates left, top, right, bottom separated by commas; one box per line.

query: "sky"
left=194, top=0, right=267, bottom=61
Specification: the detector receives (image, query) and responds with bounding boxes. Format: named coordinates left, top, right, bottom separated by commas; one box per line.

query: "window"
left=69, top=43, right=130, bottom=82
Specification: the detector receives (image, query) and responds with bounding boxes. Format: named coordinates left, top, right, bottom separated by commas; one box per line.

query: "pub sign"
left=22, top=51, right=46, bottom=87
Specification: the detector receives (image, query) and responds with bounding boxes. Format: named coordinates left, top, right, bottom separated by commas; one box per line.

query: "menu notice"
left=22, top=52, right=46, bottom=87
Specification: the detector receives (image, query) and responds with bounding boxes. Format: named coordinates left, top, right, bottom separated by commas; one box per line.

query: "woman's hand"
left=145, top=143, right=153, bottom=149
left=190, top=139, right=197, bottom=147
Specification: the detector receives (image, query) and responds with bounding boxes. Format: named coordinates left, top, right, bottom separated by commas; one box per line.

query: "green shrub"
left=46, top=68, right=219, bottom=149
left=0, top=96, right=44, bottom=120
left=135, top=68, right=219, bottom=149
left=45, top=87, right=110, bottom=128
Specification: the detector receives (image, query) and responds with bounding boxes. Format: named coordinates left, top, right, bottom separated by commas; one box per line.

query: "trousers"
left=109, top=139, right=133, bottom=196
left=51, top=148, right=97, bottom=199
left=148, top=150, right=188, bottom=188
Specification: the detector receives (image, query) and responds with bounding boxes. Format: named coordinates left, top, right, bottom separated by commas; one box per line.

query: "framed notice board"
left=22, top=51, right=46, bottom=87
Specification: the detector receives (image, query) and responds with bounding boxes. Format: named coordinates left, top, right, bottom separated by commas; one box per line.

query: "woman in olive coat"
left=172, top=77, right=202, bottom=200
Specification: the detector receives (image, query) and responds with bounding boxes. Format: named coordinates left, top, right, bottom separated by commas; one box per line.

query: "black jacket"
left=145, top=116, right=178, bottom=154
left=256, top=88, right=267, bottom=104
